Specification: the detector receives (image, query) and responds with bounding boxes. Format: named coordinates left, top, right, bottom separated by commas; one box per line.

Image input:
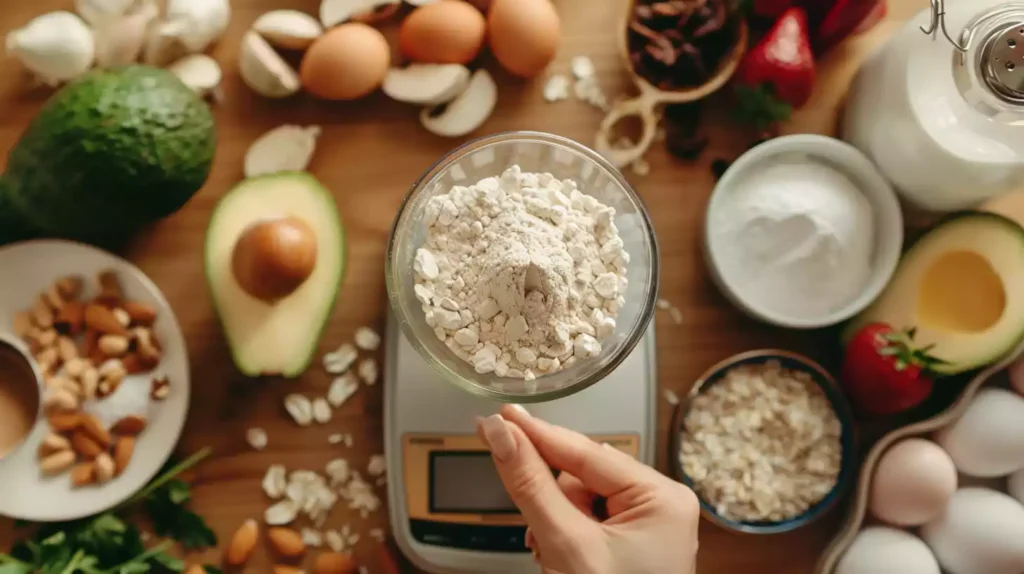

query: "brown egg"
left=232, top=216, right=318, bottom=302
left=399, top=0, right=487, bottom=64
left=488, top=0, right=561, bottom=78
left=301, top=23, right=390, bottom=100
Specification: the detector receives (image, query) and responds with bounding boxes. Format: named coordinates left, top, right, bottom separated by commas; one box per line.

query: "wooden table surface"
left=0, top=0, right=926, bottom=571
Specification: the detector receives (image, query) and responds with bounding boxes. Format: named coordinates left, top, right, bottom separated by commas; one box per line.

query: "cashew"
left=420, top=69, right=498, bottom=138
left=43, top=387, right=79, bottom=412
left=239, top=31, right=301, bottom=99
left=383, top=64, right=471, bottom=105
left=99, top=334, right=129, bottom=357
left=253, top=10, right=323, bottom=51
left=93, top=0, right=158, bottom=68
left=319, top=0, right=400, bottom=28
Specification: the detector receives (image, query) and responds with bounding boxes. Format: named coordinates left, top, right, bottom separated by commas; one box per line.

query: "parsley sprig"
left=0, top=447, right=219, bottom=574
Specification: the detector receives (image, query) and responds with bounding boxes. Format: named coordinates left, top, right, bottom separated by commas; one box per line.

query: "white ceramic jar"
left=843, top=0, right=1024, bottom=212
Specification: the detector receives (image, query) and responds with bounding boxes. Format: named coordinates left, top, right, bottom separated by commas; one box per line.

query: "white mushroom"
left=141, top=19, right=190, bottom=66
left=383, top=64, right=471, bottom=105
left=239, top=30, right=301, bottom=99
left=167, top=54, right=223, bottom=100
left=252, top=10, right=324, bottom=51
left=165, top=0, right=231, bottom=53
left=245, top=125, right=322, bottom=178
left=319, top=0, right=401, bottom=28
left=5, top=12, right=95, bottom=86
left=420, top=69, right=498, bottom=138
left=93, top=0, right=159, bottom=68
left=75, top=0, right=137, bottom=26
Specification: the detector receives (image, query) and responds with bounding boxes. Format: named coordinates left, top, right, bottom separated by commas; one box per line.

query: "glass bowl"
left=385, top=132, right=659, bottom=403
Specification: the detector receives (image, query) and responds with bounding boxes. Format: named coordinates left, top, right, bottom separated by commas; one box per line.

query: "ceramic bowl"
left=669, top=350, right=858, bottom=535
left=703, top=134, right=903, bottom=329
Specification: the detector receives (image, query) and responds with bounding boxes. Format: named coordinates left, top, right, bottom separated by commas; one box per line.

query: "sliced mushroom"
left=245, top=125, right=322, bottom=178
left=253, top=10, right=324, bottom=50
left=168, top=54, right=222, bottom=101
left=141, top=19, right=190, bottom=66
left=420, top=69, right=497, bottom=138
left=383, top=64, right=470, bottom=105
left=93, top=0, right=159, bottom=68
left=239, top=30, right=301, bottom=99
left=319, top=0, right=401, bottom=28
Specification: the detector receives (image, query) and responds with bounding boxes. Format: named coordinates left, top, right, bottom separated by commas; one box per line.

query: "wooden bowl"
left=815, top=339, right=1024, bottom=573
left=669, top=350, right=859, bottom=535
left=595, top=0, right=749, bottom=168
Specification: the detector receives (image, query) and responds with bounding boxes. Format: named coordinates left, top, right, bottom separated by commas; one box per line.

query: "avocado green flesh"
left=847, top=212, right=1024, bottom=375
left=206, top=172, right=345, bottom=378
left=2, top=65, right=215, bottom=243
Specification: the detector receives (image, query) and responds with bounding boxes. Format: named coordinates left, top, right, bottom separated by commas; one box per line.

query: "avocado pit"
left=232, top=216, right=318, bottom=302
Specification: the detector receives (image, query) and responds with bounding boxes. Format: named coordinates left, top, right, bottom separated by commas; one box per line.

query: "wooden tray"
left=815, top=339, right=1024, bottom=573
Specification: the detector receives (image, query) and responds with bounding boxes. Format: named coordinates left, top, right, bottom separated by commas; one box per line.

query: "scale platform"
left=385, top=314, right=657, bottom=574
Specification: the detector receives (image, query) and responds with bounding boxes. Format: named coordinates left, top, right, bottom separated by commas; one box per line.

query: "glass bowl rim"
left=384, top=130, right=661, bottom=403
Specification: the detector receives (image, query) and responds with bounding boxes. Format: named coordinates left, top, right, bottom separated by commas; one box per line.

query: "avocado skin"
left=2, top=65, right=216, bottom=243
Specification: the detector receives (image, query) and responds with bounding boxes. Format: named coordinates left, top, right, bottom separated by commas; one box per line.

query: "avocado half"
left=205, top=172, right=345, bottom=377
left=846, top=211, right=1024, bottom=375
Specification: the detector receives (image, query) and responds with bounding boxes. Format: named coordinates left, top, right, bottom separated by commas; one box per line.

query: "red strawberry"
left=841, top=323, right=947, bottom=417
left=816, top=0, right=887, bottom=53
left=733, top=7, right=816, bottom=129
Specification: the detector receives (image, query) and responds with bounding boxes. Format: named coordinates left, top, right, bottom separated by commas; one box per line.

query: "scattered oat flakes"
left=328, top=373, right=359, bottom=407
left=325, top=458, right=350, bottom=486
left=312, top=397, right=332, bottom=424
left=367, top=454, right=386, bottom=477
left=571, top=55, right=595, bottom=79
left=631, top=158, right=651, bottom=176
left=328, top=433, right=344, bottom=445
left=284, top=394, right=314, bottom=426
left=354, top=327, right=381, bottom=351
left=679, top=361, right=842, bottom=523
left=324, top=343, right=358, bottom=374
left=344, top=434, right=354, bottom=448
left=543, top=74, right=570, bottom=102
left=246, top=427, right=268, bottom=450
left=359, top=567, right=369, bottom=574
left=357, top=358, right=378, bottom=385
left=656, top=298, right=684, bottom=324
left=369, top=528, right=385, bottom=542
left=265, top=499, right=300, bottom=525
left=347, top=533, right=360, bottom=546
left=340, top=471, right=381, bottom=515
left=324, top=529, right=345, bottom=553
left=263, top=464, right=287, bottom=499
left=301, top=527, right=323, bottom=548
left=662, top=389, right=680, bottom=406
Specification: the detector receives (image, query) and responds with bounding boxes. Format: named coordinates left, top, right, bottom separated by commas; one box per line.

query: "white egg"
left=1009, top=469, right=1024, bottom=504
left=934, top=388, right=1024, bottom=477
left=921, top=487, right=1024, bottom=574
left=869, top=438, right=958, bottom=526
left=835, top=526, right=940, bottom=574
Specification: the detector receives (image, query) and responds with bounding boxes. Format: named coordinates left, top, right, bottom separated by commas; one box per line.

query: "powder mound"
left=412, top=166, right=630, bottom=382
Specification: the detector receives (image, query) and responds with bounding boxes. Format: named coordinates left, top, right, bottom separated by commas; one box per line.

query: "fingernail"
left=477, top=414, right=517, bottom=462
left=510, top=404, right=530, bottom=417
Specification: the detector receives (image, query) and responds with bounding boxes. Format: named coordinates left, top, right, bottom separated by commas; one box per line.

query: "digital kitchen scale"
left=384, top=314, right=657, bottom=574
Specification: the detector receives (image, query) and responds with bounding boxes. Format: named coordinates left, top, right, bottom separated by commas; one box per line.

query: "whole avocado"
left=1, top=65, right=216, bottom=243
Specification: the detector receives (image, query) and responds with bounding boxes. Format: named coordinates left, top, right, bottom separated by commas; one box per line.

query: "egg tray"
left=815, top=339, right=1024, bottom=573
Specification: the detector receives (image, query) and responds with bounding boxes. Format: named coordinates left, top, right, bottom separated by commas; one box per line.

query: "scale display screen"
left=429, top=452, right=518, bottom=514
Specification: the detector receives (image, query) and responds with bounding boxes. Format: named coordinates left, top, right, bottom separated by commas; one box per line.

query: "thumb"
left=476, top=414, right=585, bottom=538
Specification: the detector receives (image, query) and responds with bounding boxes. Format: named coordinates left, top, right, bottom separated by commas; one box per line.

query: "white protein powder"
left=413, top=165, right=630, bottom=380
left=710, top=159, right=874, bottom=320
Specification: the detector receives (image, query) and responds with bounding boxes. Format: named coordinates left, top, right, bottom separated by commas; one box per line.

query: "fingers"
left=500, top=404, right=660, bottom=497
left=557, top=472, right=598, bottom=519
left=476, top=414, right=585, bottom=538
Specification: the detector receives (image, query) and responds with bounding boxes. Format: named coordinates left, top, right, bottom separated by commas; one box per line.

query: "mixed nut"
left=13, top=270, right=170, bottom=487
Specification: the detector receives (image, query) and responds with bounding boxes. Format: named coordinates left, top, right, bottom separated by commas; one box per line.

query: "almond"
left=85, top=304, right=128, bottom=336
left=121, top=353, right=146, bottom=374
left=39, top=450, right=76, bottom=475
left=56, top=275, right=83, bottom=300
left=113, top=436, right=135, bottom=476
left=49, top=411, right=82, bottom=432
left=274, top=567, right=303, bottom=574
left=313, top=552, right=357, bottom=574
left=55, top=300, right=85, bottom=335
left=79, top=414, right=111, bottom=449
left=38, top=433, right=71, bottom=458
left=94, top=452, right=115, bottom=483
left=111, top=415, right=147, bottom=435
left=96, top=270, right=123, bottom=306
left=123, top=301, right=157, bottom=326
left=82, top=330, right=100, bottom=358
left=225, top=519, right=259, bottom=566
left=70, top=462, right=95, bottom=486
left=268, top=527, right=306, bottom=558
left=71, top=430, right=105, bottom=459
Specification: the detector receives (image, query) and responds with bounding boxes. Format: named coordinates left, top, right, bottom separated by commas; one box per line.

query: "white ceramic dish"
left=0, top=240, right=190, bottom=522
left=703, top=134, right=903, bottom=329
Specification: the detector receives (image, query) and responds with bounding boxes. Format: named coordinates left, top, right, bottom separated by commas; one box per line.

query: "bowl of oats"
left=671, top=350, right=857, bottom=534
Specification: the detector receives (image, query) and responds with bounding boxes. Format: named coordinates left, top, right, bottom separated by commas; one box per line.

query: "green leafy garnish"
left=0, top=447, right=214, bottom=574
left=734, top=84, right=793, bottom=131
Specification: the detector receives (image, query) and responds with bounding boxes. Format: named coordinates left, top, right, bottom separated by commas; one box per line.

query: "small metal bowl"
left=669, top=350, right=858, bottom=535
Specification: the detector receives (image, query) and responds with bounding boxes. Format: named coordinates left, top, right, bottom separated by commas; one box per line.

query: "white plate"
left=0, top=240, right=190, bottom=521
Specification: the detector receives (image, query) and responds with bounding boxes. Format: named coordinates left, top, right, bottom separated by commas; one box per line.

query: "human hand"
left=476, top=404, right=700, bottom=574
